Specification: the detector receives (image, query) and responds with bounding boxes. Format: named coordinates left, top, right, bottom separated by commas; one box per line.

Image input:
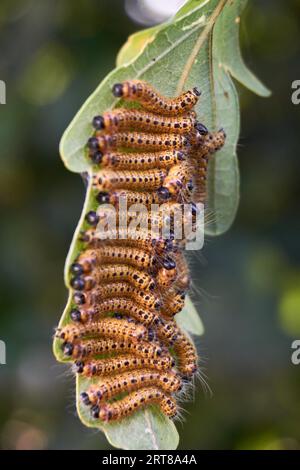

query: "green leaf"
left=176, top=296, right=204, bottom=336
left=55, top=0, right=270, bottom=450
left=116, top=25, right=164, bottom=67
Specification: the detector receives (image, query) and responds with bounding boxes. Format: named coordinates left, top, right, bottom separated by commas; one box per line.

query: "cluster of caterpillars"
left=56, top=80, right=225, bottom=423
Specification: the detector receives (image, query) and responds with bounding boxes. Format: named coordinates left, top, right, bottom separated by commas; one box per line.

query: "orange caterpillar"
left=98, top=150, right=187, bottom=170
left=80, top=227, right=181, bottom=255
left=112, top=80, right=200, bottom=115
left=156, top=320, right=198, bottom=378
left=73, top=282, right=161, bottom=311
left=108, top=189, right=163, bottom=208
left=57, top=317, right=147, bottom=343
left=89, top=132, right=191, bottom=153
left=90, top=386, right=177, bottom=421
left=81, top=369, right=182, bottom=405
left=74, top=354, right=175, bottom=377
left=92, top=108, right=196, bottom=134
left=70, top=264, right=156, bottom=292
left=71, top=246, right=158, bottom=274
left=62, top=337, right=166, bottom=360
left=191, top=129, right=226, bottom=203
left=69, top=297, right=160, bottom=326
left=91, top=387, right=177, bottom=423
left=93, top=204, right=172, bottom=231
left=93, top=168, right=167, bottom=192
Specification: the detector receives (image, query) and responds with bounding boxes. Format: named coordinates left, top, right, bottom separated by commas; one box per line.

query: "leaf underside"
left=53, top=0, right=270, bottom=450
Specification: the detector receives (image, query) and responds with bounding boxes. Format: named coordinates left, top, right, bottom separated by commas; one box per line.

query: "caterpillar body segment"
left=71, top=297, right=160, bottom=326
left=62, top=338, right=166, bottom=360
left=112, top=80, right=200, bottom=116
left=109, top=189, right=162, bottom=209
left=81, top=227, right=182, bottom=255
left=92, top=132, right=191, bottom=153
left=100, top=150, right=187, bottom=170
left=73, top=282, right=161, bottom=311
left=93, top=169, right=167, bottom=192
left=74, top=354, right=175, bottom=377
left=57, top=318, right=147, bottom=343
left=91, top=386, right=177, bottom=421
left=82, top=369, right=182, bottom=405
left=71, top=264, right=156, bottom=292
left=93, top=108, right=196, bottom=134
left=72, top=246, right=157, bottom=274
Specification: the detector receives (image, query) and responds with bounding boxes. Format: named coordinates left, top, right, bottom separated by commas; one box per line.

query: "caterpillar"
left=93, top=204, right=173, bottom=231
left=73, top=282, right=161, bottom=311
left=93, top=168, right=167, bottom=192
left=112, top=80, right=200, bottom=116
left=97, top=150, right=187, bottom=170
left=57, top=317, right=147, bottom=343
left=152, top=319, right=198, bottom=377
left=90, top=386, right=177, bottom=421
left=81, top=369, right=182, bottom=405
left=71, top=246, right=159, bottom=274
left=190, top=129, right=226, bottom=203
left=88, top=132, right=191, bottom=153
left=70, top=264, right=156, bottom=292
left=80, top=227, right=181, bottom=255
left=107, top=189, right=163, bottom=209
left=69, top=297, right=160, bottom=326
left=62, top=338, right=166, bottom=360
left=92, top=108, right=196, bottom=134
left=74, top=354, right=175, bottom=377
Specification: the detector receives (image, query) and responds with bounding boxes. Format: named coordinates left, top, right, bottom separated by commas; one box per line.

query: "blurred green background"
left=0, top=0, right=299, bottom=450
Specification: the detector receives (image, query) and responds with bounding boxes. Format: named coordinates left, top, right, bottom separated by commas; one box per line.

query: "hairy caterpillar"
left=97, top=150, right=187, bottom=170
left=191, top=129, right=226, bottom=203
left=156, top=318, right=198, bottom=377
left=107, top=189, right=163, bottom=209
left=80, top=227, right=181, bottom=255
left=88, top=132, right=191, bottom=154
left=62, top=338, right=166, bottom=360
left=70, top=264, right=156, bottom=292
left=57, top=318, right=147, bottom=343
left=90, top=387, right=177, bottom=421
left=112, top=80, right=200, bottom=115
left=93, top=168, right=167, bottom=192
left=69, top=297, right=160, bottom=326
left=71, top=246, right=159, bottom=274
left=73, top=282, right=161, bottom=311
left=92, top=108, right=196, bottom=134
left=74, top=354, right=175, bottom=377
left=81, top=369, right=182, bottom=405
